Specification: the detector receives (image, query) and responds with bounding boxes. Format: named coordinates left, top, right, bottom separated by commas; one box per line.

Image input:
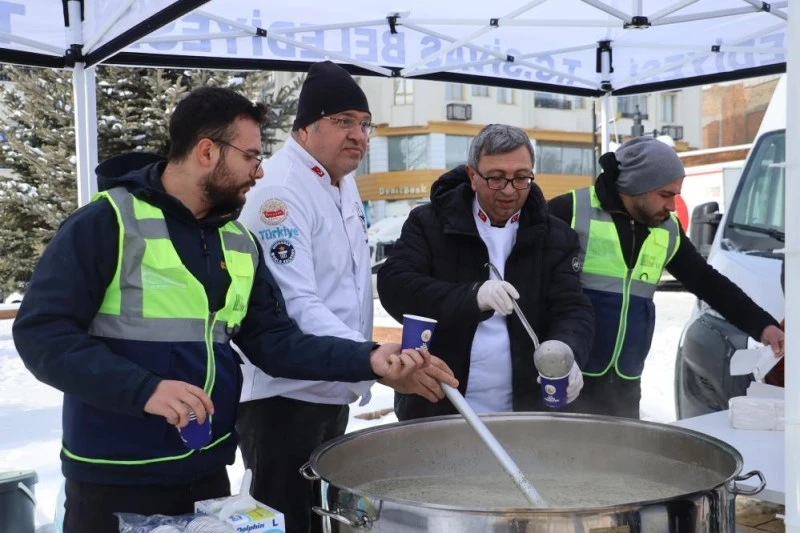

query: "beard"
left=629, top=197, right=669, bottom=227
left=200, top=158, right=250, bottom=213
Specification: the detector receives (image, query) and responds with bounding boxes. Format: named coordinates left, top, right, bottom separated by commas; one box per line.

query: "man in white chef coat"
left=237, top=61, right=456, bottom=533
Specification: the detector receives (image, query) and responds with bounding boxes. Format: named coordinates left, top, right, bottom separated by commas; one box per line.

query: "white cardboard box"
left=195, top=496, right=286, bottom=533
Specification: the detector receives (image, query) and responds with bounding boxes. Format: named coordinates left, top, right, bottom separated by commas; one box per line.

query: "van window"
left=722, top=130, right=785, bottom=252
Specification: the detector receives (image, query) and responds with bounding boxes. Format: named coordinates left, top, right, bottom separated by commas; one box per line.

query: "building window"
left=660, top=92, right=677, bottom=123
left=471, top=85, right=490, bottom=97
left=445, top=83, right=464, bottom=101
left=497, top=87, right=514, bottom=105
left=393, top=79, right=414, bottom=105
left=388, top=135, right=428, bottom=171
left=534, top=92, right=572, bottom=110
left=445, top=135, right=473, bottom=168
left=616, top=95, right=649, bottom=119
left=535, top=143, right=595, bottom=175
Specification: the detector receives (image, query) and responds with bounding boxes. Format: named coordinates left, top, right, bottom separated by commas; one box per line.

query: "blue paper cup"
left=401, top=314, right=437, bottom=351
left=539, top=372, right=569, bottom=409
left=178, top=412, right=211, bottom=450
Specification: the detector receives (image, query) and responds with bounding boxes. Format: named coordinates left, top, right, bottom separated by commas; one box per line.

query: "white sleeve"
left=241, top=183, right=367, bottom=343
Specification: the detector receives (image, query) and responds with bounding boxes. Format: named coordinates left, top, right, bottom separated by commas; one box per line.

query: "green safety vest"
left=571, top=186, right=680, bottom=378
left=62, top=186, right=258, bottom=465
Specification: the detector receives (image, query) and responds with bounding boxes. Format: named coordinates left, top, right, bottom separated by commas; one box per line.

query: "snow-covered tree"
left=0, top=66, right=299, bottom=295
left=242, top=72, right=304, bottom=156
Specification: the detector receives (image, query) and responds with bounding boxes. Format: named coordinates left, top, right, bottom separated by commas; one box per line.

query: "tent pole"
left=72, top=62, right=95, bottom=206
left=68, top=0, right=97, bottom=207
left=784, top=2, right=799, bottom=531
left=591, top=99, right=598, bottom=179
left=600, top=94, right=610, bottom=154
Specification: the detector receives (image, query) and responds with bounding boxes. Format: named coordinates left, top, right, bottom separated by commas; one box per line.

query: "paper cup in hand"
left=178, top=411, right=211, bottom=450
left=534, top=340, right=574, bottom=409
left=538, top=372, right=570, bottom=409
left=401, top=314, right=437, bottom=350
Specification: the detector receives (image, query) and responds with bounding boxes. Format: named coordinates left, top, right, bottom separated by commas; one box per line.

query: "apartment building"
left=354, top=77, right=701, bottom=221
left=268, top=71, right=702, bottom=223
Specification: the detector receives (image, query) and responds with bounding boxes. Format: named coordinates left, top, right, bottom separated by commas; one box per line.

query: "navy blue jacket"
left=12, top=153, right=377, bottom=485
left=548, top=170, right=779, bottom=374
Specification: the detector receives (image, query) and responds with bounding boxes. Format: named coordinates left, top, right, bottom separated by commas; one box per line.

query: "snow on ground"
left=0, top=290, right=695, bottom=527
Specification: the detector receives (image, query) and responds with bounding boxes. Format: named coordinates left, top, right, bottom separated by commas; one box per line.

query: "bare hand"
left=143, top=380, right=214, bottom=428
left=380, top=354, right=459, bottom=402
left=369, top=343, right=429, bottom=381
left=760, top=325, right=785, bottom=356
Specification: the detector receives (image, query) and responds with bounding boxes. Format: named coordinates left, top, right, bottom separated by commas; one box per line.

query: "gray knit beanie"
left=614, top=137, right=685, bottom=195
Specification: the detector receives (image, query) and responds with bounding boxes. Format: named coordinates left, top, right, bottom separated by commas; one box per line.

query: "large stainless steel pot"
left=302, top=413, right=764, bottom=532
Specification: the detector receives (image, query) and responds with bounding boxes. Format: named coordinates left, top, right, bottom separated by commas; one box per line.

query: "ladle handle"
left=485, top=262, right=539, bottom=349
left=441, top=384, right=548, bottom=508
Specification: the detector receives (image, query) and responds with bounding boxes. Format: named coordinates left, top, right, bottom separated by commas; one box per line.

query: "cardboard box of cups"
left=176, top=416, right=286, bottom=532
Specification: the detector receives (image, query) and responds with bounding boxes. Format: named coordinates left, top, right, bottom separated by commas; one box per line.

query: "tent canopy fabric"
left=0, top=0, right=787, bottom=96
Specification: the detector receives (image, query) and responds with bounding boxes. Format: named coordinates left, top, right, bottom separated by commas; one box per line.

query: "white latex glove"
left=476, top=280, right=520, bottom=315
left=566, top=362, right=584, bottom=404
left=212, top=469, right=258, bottom=521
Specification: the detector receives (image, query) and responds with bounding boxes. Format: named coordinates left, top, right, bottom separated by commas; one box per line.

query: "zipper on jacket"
left=200, top=227, right=210, bottom=256
left=203, top=311, right=217, bottom=395
left=628, top=218, right=636, bottom=269
left=610, top=269, right=633, bottom=373
left=611, top=218, right=637, bottom=376
left=199, top=227, right=212, bottom=290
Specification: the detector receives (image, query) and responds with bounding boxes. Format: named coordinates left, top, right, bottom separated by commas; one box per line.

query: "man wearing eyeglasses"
left=378, top=124, right=594, bottom=421
left=12, top=87, right=443, bottom=533
left=237, top=61, right=456, bottom=533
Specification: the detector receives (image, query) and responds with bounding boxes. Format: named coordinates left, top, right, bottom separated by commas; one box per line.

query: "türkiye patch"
left=269, top=239, right=295, bottom=265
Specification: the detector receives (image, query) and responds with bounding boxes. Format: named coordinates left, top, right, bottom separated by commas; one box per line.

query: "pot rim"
left=309, top=412, right=746, bottom=513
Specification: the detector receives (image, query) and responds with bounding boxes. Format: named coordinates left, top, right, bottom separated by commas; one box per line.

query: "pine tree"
left=0, top=67, right=77, bottom=297
left=0, top=66, right=300, bottom=296
left=242, top=72, right=304, bottom=156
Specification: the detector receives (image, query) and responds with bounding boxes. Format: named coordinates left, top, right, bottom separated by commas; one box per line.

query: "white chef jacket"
left=464, top=198, right=519, bottom=413
left=237, top=136, right=374, bottom=406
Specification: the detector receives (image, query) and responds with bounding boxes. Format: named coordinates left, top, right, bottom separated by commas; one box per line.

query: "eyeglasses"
left=210, top=139, right=263, bottom=174
left=473, top=168, right=534, bottom=190
left=321, top=116, right=377, bottom=136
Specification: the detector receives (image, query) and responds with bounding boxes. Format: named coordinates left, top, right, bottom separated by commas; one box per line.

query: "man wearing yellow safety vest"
left=12, top=87, right=456, bottom=533
left=548, top=136, right=784, bottom=419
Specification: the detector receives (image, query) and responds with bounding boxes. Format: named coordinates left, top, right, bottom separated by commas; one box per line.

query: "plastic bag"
left=117, top=512, right=236, bottom=532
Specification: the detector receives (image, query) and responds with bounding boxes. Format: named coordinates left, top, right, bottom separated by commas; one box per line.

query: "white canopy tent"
left=0, top=0, right=795, bottom=528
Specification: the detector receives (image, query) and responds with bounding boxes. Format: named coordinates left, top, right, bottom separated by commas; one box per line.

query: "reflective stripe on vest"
left=572, top=186, right=680, bottom=378
left=67, top=186, right=258, bottom=465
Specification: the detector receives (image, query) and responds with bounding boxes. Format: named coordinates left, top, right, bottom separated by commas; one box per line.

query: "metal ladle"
left=433, top=262, right=549, bottom=508
left=486, top=262, right=539, bottom=349
left=440, top=384, right=548, bottom=507
left=486, top=263, right=575, bottom=376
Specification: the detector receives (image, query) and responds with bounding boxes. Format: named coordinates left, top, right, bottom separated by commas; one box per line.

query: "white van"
left=674, top=75, right=785, bottom=420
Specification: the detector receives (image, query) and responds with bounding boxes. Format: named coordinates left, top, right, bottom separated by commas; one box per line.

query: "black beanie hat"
left=292, top=61, right=370, bottom=131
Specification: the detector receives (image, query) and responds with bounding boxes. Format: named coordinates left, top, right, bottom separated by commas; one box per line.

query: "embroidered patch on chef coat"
left=260, top=198, right=288, bottom=225
left=311, top=165, right=325, bottom=177
left=269, top=239, right=296, bottom=264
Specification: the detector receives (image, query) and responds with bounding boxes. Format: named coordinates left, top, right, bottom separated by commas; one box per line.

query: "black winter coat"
left=377, top=166, right=594, bottom=420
